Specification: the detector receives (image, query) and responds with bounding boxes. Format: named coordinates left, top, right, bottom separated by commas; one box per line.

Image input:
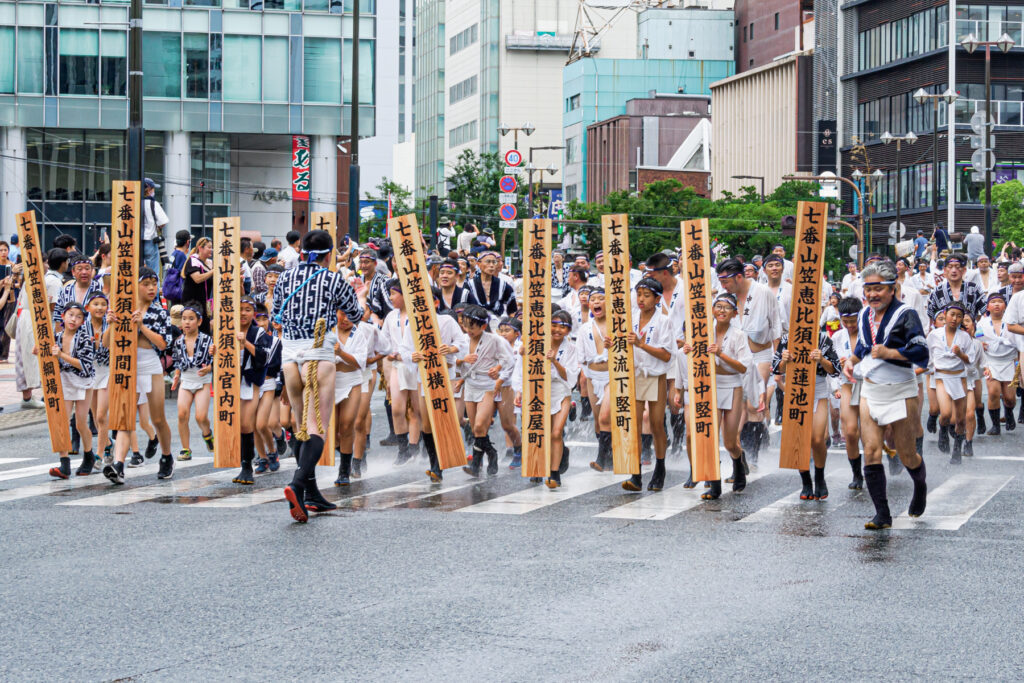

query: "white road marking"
left=597, top=471, right=771, bottom=521
left=59, top=470, right=237, bottom=506
left=0, top=458, right=36, bottom=466
left=342, top=477, right=479, bottom=510
left=187, top=462, right=396, bottom=508
left=0, top=458, right=213, bottom=504
left=973, top=455, right=1024, bottom=462
left=458, top=470, right=617, bottom=515
left=0, top=464, right=60, bottom=483
left=891, top=474, right=1013, bottom=531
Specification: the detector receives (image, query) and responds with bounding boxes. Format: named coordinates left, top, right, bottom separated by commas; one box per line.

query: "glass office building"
left=0, top=0, right=380, bottom=249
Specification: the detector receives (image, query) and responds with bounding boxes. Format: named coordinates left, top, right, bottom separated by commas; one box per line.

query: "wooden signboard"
left=310, top=211, right=336, bottom=467
left=779, top=201, right=828, bottom=470
left=16, top=211, right=72, bottom=453
left=387, top=214, right=467, bottom=469
left=109, top=181, right=139, bottom=431
left=213, top=217, right=241, bottom=468
left=681, top=219, right=721, bottom=482
left=601, top=214, right=640, bottom=475
left=521, top=219, right=552, bottom=479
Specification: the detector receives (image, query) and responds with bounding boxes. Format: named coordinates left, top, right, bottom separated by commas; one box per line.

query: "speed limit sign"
left=504, top=149, right=522, bottom=167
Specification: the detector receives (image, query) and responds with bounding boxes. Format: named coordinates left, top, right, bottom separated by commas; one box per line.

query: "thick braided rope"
left=296, top=318, right=327, bottom=442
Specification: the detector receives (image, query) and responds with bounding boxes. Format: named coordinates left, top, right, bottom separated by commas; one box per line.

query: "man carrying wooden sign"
left=773, top=201, right=842, bottom=502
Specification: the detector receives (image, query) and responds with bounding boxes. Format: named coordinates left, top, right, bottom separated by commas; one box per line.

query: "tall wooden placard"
left=521, top=219, right=552, bottom=479
left=601, top=214, right=640, bottom=475
left=213, top=217, right=241, bottom=468
left=310, top=211, right=336, bottom=467
left=681, top=219, right=720, bottom=482
left=109, top=181, right=139, bottom=431
left=779, top=201, right=828, bottom=470
left=387, top=214, right=467, bottom=469
left=16, top=211, right=72, bottom=452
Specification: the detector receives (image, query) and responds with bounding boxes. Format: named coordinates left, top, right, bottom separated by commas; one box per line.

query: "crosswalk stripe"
left=0, top=458, right=36, bottom=467
left=597, top=471, right=771, bottom=521
left=973, top=456, right=1024, bottom=462
left=891, top=474, right=1013, bottom=531
left=0, top=458, right=213, bottom=504
left=187, top=462, right=391, bottom=508
left=737, top=490, right=809, bottom=524
left=340, top=478, right=479, bottom=511
left=59, top=471, right=237, bottom=506
left=457, top=470, right=616, bottom=515
left=0, top=464, right=60, bottom=483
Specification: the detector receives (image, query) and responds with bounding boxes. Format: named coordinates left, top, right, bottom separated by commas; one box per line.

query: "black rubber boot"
left=463, top=436, right=484, bottom=477
left=907, top=460, right=927, bottom=518
left=774, top=387, right=784, bottom=425
left=848, top=455, right=864, bottom=490
left=580, top=395, right=592, bottom=420
left=799, top=470, right=814, bottom=500
left=964, top=440, right=974, bottom=457
left=50, top=456, right=72, bottom=480
left=926, top=413, right=938, bottom=433
left=424, top=432, right=442, bottom=482
left=813, top=466, right=828, bottom=501
left=951, top=432, right=964, bottom=464
left=1005, top=404, right=1017, bottom=431
left=975, top=407, right=987, bottom=435
left=1017, top=400, right=1024, bottom=424
left=393, top=434, right=412, bottom=466
left=304, top=469, right=337, bottom=513
left=748, top=424, right=762, bottom=465
left=545, top=470, right=562, bottom=489
left=558, top=445, right=569, bottom=475
left=591, top=431, right=610, bottom=472
left=937, top=423, right=950, bottom=453
left=670, top=413, right=685, bottom=451
left=988, top=408, right=1002, bottom=435
left=648, top=458, right=666, bottom=492
left=487, top=437, right=500, bottom=475
left=731, top=455, right=746, bottom=492
left=275, top=431, right=287, bottom=457
left=640, top=434, right=653, bottom=466
left=701, top=480, right=722, bottom=500
left=334, top=452, right=352, bottom=486
left=683, top=465, right=697, bottom=489
left=863, top=464, right=892, bottom=529
left=233, top=433, right=256, bottom=484
left=379, top=400, right=400, bottom=446
left=622, top=473, right=643, bottom=492
left=75, top=451, right=95, bottom=476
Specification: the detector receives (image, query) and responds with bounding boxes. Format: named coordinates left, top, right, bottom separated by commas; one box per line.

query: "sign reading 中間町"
left=108, top=181, right=140, bottom=432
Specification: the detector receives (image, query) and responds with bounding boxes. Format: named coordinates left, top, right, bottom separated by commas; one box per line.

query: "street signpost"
left=499, top=204, right=518, bottom=221
left=504, top=149, right=523, bottom=167
left=499, top=175, right=518, bottom=193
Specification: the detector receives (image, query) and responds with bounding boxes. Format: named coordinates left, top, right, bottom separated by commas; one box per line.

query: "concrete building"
left=734, top=0, right=814, bottom=73
left=563, top=56, right=734, bottom=203
left=710, top=52, right=813, bottom=198
left=585, top=93, right=711, bottom=204
left=0, top=0, right=408, bottom=248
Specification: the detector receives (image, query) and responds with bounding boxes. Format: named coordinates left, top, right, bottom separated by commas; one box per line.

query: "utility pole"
left=347, top=0, right=361, bottom=242
left=128, top=0, right=144, bottom=258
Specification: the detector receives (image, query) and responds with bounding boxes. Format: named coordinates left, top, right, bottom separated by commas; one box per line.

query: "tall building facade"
left=833, top=0, right=1024, bottom=242
left=0, top=0, right=398, bottom=248
left=735, top=0, right=813, bottom=72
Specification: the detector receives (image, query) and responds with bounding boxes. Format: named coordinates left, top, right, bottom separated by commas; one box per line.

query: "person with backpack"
left=162, top=230, right=191, bottom=306
left=141, top=178, right=171, bottom=277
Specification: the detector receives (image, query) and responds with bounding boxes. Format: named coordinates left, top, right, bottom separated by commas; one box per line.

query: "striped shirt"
left=926, top=280, right=986, bottom=323
left=55, top=327, right=95, bottom=379
left=53, top=279, right=104, bottom=325
left=171, top=332, right=214, bottom=371
left=470, top=274, right=517, bottom=318
left=272, top=263, right=363, bottom=340
left=85, top=316, right=109, bottom=367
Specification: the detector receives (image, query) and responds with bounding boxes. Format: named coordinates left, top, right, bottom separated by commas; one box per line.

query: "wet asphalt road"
left=1, top=396, right=1023, bottom=681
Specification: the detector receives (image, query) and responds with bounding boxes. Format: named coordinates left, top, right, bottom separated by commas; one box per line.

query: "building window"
left=857, top=5, right=948, bottom=72
left=749, top=23, right=753, bottom=40
left=184, top=34, right=209, bottom=99
left=448, top=120, right=478, bottom=148
left=263, top=36, right=288, bottom=102
left=565, top=136, right=579, bottom=164
left=449, top=23, right=478, bottom=55
left=223, top=35, right=261, bottom=101
left=304, top=37, right=341, bottom=104
left=449, top=75, right=477, bottom=104
left=344, top=38, right=376, bottom=105
left=566, top=94, right=580, bottom=112
left=0, top=28, right=12, bottom=94
left=18, top=28, right=44, bottom=94
left=775, top=13, right=780, bottom=30
left=59, top=29, right=99, bottom=96
left=143, top=32, right=181, bottom=98
left=100, top=31, right=126, bottom=97
left=565, top=184, right=577, bottom=203
left=743, top=25, right=747, bottom=42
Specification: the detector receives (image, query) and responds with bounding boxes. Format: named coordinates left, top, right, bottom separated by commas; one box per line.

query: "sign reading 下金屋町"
left=387, top=214, right=466, bottom=469
left=779, top=201, right=828, bottom=470
left=109, top=181, right=139, bottom=432
left=16, top=211, right=72, bottom=453
left=292, top=135, right=311, bottom=201
left=601, top=214, right=640, bottom=475
left=681, top=219, right=720, bottom=483
left=521, top=218, right=552, bottom=479
left=213, top=217, right=241, bottom=468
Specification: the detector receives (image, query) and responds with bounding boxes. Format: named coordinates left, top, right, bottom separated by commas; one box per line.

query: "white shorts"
left=138, top=347, right=163, bottom=377
left=259, top=375, right=277, bottom=396
left=717, top=373, right=743, bottom=411
left=635, top=374, right=664, bottom=403
left=180, top=368, right=212, bottom=394
left=92, top=364, right=110, bottom=391
left=988, top=356, right=1016, bottom=383
left=861, top=379, right=919, bottom=426
left=751, top=347, right=774, bottom=365
left=136, top=373, right=151, bottom=405
left=591, top=374, right=610, bottom=406
left=551, top=380, right=572, bottom=415
left=841, top=380, right=861, bottom=407
left=361, top=368, right=375, bottom=394
left=813, top=376, right=831, bottom=403
left=743, top=367, right=765, bottom=408
left=937, top=373, right=967, bottom=401
left=241, top=381, right=255, bottom=401
left=392, top=361, right=420, bottom=392
left=463, top=379, right=495, bottom=404
left=62, top=371, right=92, bottom=403
left=282, top=332, right=339, bottom=366
left=335, top=370, right=364, bottom=403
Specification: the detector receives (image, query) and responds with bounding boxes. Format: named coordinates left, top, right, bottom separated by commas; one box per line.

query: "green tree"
left=361, top=179, right=414, bottom=241
left=446, top=149, right=507, bottom=249
left=993, top=180, right=1024, bottom=248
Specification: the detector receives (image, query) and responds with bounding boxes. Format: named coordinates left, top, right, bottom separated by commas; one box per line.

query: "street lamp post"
left=881, top=131, right=918, bottom=253
left=498, top=122, right=536, bottom=151
left=913, top=88, right=960, bottom=233
left=732, top=174, right=765, bottom=203
left=783, top=172, right=874, bottom=267
left=961, top=32, right=1015, bottom=254
left=527, top=145, right=565, bottom=217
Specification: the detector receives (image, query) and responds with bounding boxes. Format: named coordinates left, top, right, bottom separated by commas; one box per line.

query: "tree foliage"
left=360, top=179, right=415, bottom=242
left=993, top=180, right=1024, bottom=248
left=446, top=149, right=506, bottom=232
left=563, top=179, right=852, bottom=278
